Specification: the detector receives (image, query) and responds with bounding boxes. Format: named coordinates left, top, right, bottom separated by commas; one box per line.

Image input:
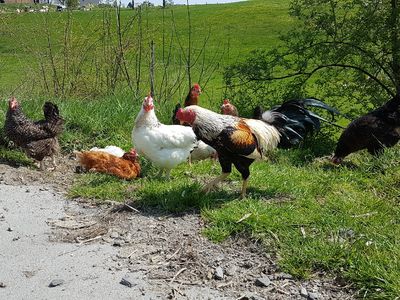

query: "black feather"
left=172, top=103, right=181, bottom=125
left=258, top=98, right=342, bottom=148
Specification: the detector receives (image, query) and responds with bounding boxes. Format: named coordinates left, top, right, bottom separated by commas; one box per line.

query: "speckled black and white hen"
left=4, top=97, right=64, bottom=170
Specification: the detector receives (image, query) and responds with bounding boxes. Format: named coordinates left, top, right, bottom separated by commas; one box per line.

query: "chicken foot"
left=202, top=173, right=229, bottom=193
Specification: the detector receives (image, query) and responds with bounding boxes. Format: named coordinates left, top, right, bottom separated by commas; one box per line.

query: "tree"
left=225, top=0, right=400, bottom=116
left=66, top=0, right=79, bottom=9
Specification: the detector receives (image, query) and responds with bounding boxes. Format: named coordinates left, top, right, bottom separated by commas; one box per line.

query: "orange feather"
left=76, top=151, right=141, bottom=180
left=230, top=122, right=256, bottom=146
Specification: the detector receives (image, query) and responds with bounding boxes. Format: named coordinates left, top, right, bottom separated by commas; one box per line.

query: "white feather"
left=132, top=99, right=197, bottom=170
left=89, top=145, right=125, bottom=157
left=244, top=119, right=281, bottom=159
left=190, top=141, right=217, bottom=161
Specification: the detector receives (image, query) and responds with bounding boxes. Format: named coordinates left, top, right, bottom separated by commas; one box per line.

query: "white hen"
left=89, top=145, right=125, bottom=158
left=132, top=95, right=197, bottom=178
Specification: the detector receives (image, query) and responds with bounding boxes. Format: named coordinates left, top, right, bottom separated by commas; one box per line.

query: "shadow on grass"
left=120, top=178, right=289, bottom=218
left=0, top=146, right=33, bottom=168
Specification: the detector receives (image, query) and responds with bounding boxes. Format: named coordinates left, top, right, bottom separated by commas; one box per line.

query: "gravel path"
left=0, top=161, right=354, bottom=300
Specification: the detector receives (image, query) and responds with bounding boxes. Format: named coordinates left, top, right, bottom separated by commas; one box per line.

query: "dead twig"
left=236, top=213, right=252, bottom=223
left=169, top=267, right=187, bottom=284
left=128, top=249, right=138, bottom=259
left=124, top=203, right=140, bottom=214
left=300, top=226, right=306, bottom=238
left=351, top=212, right=377, bottom=218
left=167, top=244, right=182, bottom=261
left=217, top=281, right=233, bottom=288
left=77, top=235, right=103, bottom=244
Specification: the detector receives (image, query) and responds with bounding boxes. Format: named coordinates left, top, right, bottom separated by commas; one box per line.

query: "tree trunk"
left=163, top=0, right=166, bottom=8
left=391, top=0, right=400, bottom=94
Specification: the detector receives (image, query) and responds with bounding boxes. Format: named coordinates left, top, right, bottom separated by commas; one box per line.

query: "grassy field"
left=0, top=0, right=293, bottom=109
left=1, top=1, right=400, bottom=298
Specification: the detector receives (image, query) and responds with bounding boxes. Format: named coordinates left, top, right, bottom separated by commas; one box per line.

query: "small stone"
left=0, top=282, right=6, bottom=288
left=110, top=231, right=119, bottom=239
left=237, top=293, right=265, bottom=300
left=48, top=279, right=64, bottom=287
left=113, top=240, right=124, bottom=247
left=308, top=292, right=319, bottom=300
left=255, top=276, right=271, bottom=287
left=225, top=265, right=237, bottom=276
left=206, top=270, right=213, bottom=280
left=102, top=236, right=113, bottom=243
left=120, top=275, right=135, bottom=288
left=214, top=254, right=225, bottom=262
left=242, top=261, right=253, bottom=269
left=12, top=236, right=20, bottom=241
left=6, top=227, right=13, bottom=232
left=300, top=286, right=308, bottom=298
left=277, top=272, right=293, bottom=280
left=214, top=266, right=224, bottom=280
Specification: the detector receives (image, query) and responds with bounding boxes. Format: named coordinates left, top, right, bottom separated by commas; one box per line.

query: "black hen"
left=254, top=98, right=341, bottom=149
left=4, top=97, right=64, bottom=170
left=332, top=95, right=400, bottom=164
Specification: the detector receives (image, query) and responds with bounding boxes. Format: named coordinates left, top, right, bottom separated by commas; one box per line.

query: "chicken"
left=4, top=97, right=64, bottom=170
left=132, top=94, right=198, bottom=178
left=89, top=145, right=125, bottom=158
left=172, top=83, right=202, bottom=124
left=332, top=94, right=400, bottom=164
left=190, top=141, right=218, bottom=162
left=184, top=83, right=202, bottom=107
left=175, top=99, right=340, bottom=198
left=221, top=99, right=238, bottom=116
left=75, top=149, right=141, bottom=180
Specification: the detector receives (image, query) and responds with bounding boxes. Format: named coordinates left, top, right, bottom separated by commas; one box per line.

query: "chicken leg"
left=240, top=179, right=248, bottom=199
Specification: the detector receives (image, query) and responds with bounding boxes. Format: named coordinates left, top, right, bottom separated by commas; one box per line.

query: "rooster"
left=75, top=149, right=141, bottom=180
left=4, top=97, right=64, bottom=170
left=132, top=94, right=198, bottom=179
left=221, top=99, right=239, bottom=116
left=172, top=83, right=202, bottom=125
left=176, top=99, right=340, bottom=198
left=332, top=94, right=400, bottom=164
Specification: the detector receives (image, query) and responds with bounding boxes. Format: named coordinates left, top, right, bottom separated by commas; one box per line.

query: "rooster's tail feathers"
left=260, top=98, right=342, bottom=148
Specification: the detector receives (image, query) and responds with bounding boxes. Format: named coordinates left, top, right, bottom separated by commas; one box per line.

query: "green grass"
left=0, top=0, right=293, bottom=107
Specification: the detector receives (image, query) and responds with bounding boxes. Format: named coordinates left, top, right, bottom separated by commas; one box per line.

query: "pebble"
left=120, top=275, right=135, bottom=288
left=300, top=286, right=308, bottom=298
left=48, top=279, right=64, bottom=287
left=6, top=227, right=13, bottom=232
left=110, top=231, right=119, bottom=239
left=277, top=272, right=293, bottom=280
left=308, top=292, right=319, bottom=300
left=255, top=276, right=271, bottom=287
left=0, top=282, right=6, bottom=288
left=237, top=293, right=265, bottom=300
left=225, top=265, right=237, bottom=276
left=214, top=266, right=224, bottom=280
left=113, top=240, right=124, bottom=247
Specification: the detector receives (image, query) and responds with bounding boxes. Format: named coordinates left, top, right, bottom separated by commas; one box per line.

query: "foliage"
left=225, top=0, right=400, bottom=118
left=66, top=0, right=79, bottom=9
